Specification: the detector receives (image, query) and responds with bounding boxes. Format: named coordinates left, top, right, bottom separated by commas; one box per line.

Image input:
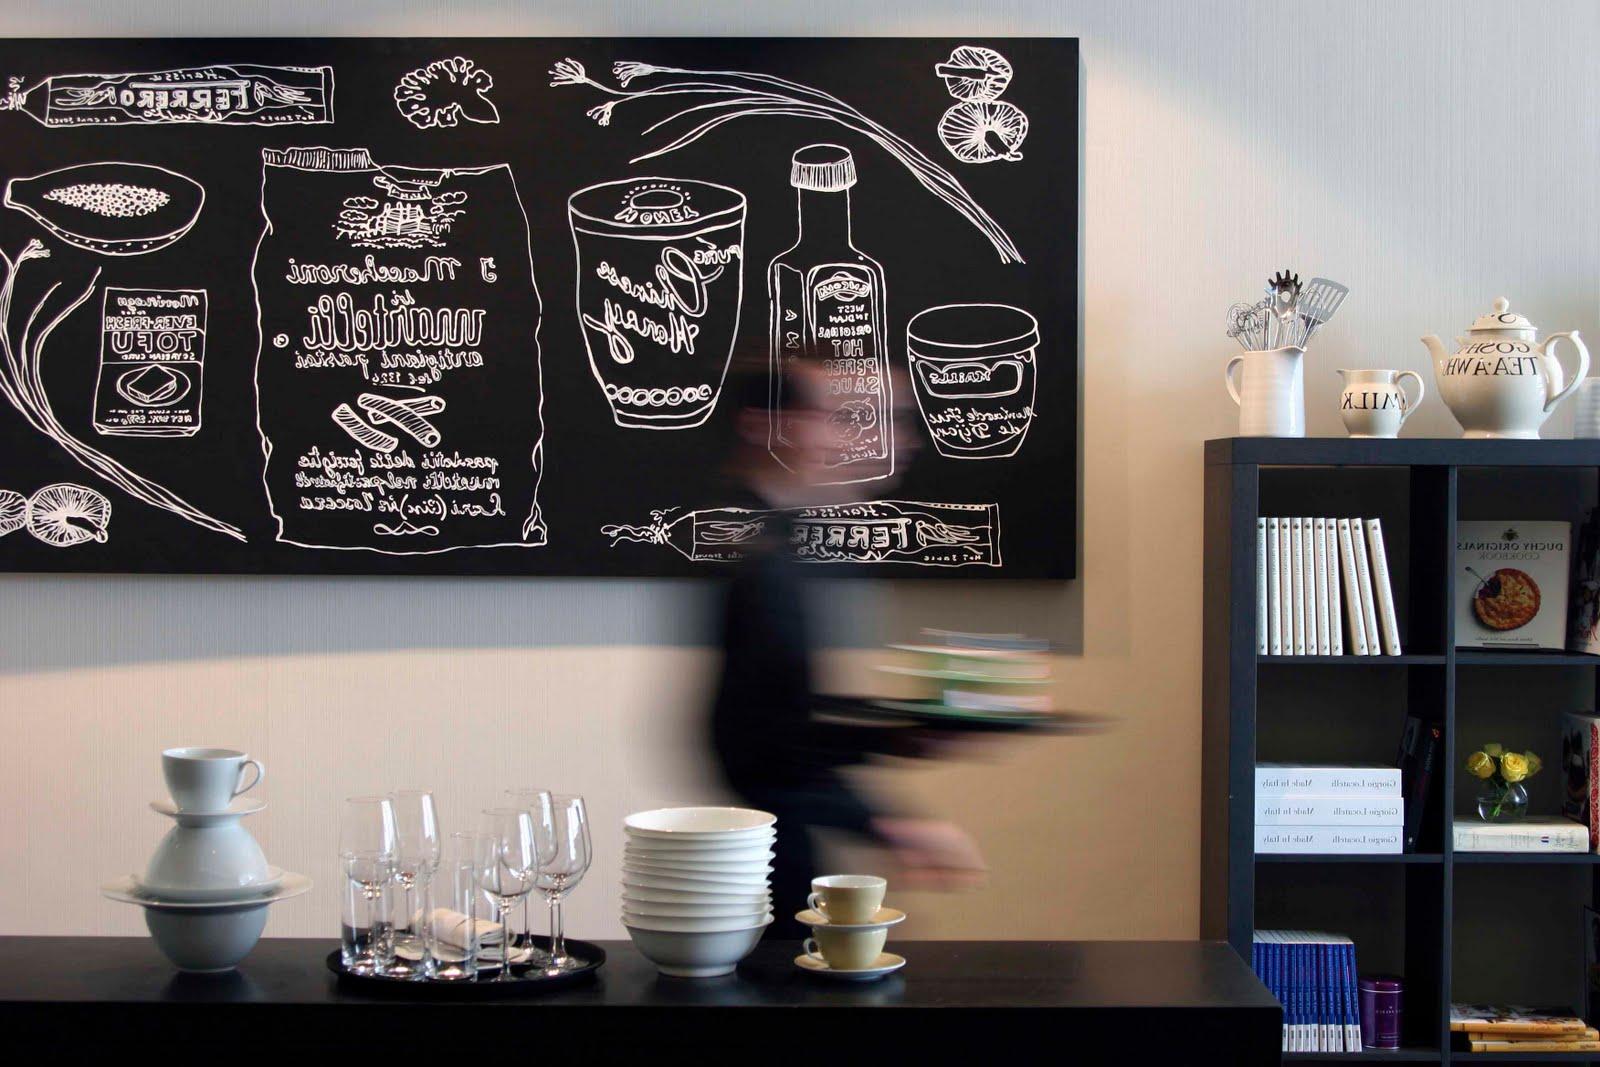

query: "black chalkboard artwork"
left=0, top=38, right=1079, bottom=578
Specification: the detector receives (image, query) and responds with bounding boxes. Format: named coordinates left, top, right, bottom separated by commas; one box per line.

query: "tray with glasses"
left=325, top=936, right=606, bottom=997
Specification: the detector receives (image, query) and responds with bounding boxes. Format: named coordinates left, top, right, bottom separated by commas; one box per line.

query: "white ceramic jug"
left=1338, top=368, right=1424, bottom=438
left=1225, top=346, right=1305, bottom=437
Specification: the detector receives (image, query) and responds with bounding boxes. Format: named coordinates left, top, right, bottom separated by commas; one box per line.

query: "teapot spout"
left=1421, top=334, right=1449, bottom=375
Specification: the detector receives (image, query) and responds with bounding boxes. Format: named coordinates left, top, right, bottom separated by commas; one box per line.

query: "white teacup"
left=807, top=875, right=886, bottom=925
left=804, top=925, right=888, bottom=971
left=162, top=747, right=265, bottom=813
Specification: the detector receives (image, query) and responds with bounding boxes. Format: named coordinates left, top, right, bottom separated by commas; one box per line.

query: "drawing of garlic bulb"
left=938, top=99, right=1029, bottom=163
left=394, top=56, right=501, bottom=128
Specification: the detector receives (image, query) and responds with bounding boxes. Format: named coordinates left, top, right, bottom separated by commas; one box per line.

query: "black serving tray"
left=326, top=937, right=604, bottom=997
left=819, top=694, right=1113, bottom=734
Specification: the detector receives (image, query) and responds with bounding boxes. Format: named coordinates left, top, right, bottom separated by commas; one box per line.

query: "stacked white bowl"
left=621, top=806, right=776, bottom=977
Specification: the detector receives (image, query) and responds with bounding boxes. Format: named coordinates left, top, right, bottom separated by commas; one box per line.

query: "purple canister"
left=1360, top=975, right=1403, bottom=1049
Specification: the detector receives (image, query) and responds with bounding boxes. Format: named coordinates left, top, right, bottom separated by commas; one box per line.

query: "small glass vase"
left=1475, top=781, right=1529, bottom=822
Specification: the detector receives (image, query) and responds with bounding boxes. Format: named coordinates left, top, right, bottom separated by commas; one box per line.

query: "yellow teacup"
left=803, top=924, right=887, bottom=971
left=807, top=874, right=886, bottom=925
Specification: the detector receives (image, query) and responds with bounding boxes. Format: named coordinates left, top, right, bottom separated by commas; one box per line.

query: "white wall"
left=2, top=0, right=1597, bottom=942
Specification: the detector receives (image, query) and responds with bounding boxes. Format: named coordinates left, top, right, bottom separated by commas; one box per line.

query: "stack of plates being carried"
left=621, top=807, right=776, bottom=977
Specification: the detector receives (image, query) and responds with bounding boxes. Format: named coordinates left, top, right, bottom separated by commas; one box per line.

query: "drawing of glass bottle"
left=767, top=144, right=892, bottom=483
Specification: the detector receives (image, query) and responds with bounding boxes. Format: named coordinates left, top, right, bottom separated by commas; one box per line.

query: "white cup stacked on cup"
left=795, top=874, right=907, bottom=980
left=100, top=747, right=311, bottom=973
left=620, top=806, right=776, bottom=977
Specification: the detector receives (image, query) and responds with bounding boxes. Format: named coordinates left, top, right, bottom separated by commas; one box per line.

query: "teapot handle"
left=1543, top=331, right=1589, bottom=413
left=1395, top=371, right=1425, bottom=428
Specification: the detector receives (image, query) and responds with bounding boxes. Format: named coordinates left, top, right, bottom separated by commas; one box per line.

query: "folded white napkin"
left=423, top=907, right=502, bottom=951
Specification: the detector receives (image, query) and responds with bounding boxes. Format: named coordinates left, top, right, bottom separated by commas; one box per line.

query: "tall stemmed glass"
left=535, top=794, right=593, bottom=972
left=506, top=788, right=555, bottom=965
left=388, top=790, right=440, bottom=978
left=338, top=795, right=398, bottom=974
left=475, top=807, right=539, bottom=981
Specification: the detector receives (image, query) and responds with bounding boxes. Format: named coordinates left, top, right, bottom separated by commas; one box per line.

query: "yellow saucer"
left=795, top=906, right=906, bottom=929
left=795, top=951, right=906, bottom=981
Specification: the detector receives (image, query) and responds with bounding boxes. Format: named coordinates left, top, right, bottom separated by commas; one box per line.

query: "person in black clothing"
left=710, top=358, right=985, bottom=939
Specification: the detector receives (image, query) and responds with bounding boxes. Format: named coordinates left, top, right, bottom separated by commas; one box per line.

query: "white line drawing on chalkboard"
left=25, top=483, right=111, bottom=546
left=394, top=57, right=500, bottom=129
left=5, top=162, right=205, bottom=255
left=2, top=64, right=334, bottom=127
left=357, top=393, right=443, bottom=447
left=905, top=302, right=1039, bottom=460
left=935, top=46, right=1013, bottom=102
left=0, top=488, right=24, bottom=537
left=548, top=58, right=1023, bottom=264
left=937, top=100, right=1028, bottom=164
left=94, top=287, right=206, bottom=438
left=568, top=176, right=746, bottom=430
left=114, top=365, right=191, bottom=408
left=601, top=500, right=1001, bottom=567
left=0, top=241, right=245, bottom=540
left=335, top=172, right=468, bottom=250
left=331, top=403, right=399, bottom=453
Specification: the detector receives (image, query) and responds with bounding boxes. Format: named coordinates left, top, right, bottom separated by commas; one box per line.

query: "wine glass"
left=535, top=794, right=592, bottom=972
left=338, top=795, right=398, bottom=974
left=506, top=788, right=555, bottom=965
left=475, top=807, right=539, bottom=981
left=388, top=790, right=440, bottom=978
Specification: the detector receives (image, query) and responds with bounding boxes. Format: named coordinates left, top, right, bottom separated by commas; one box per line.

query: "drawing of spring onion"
left=0, top=241, right=244, bottom=541
left=548, top=58, right=1023, bottom=265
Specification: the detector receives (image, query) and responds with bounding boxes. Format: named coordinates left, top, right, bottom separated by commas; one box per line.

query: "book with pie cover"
left=1450, top=1004, right=1588, bottom=1035
left=1456, top=520, right=1571, bottom=650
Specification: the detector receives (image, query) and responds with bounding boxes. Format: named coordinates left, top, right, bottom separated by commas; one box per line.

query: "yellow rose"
left=1466, top=751, right=1496, bottom=779
left=1483, top=742, right=1504, bottom=758
left=1524, top=752, right=1544, bottom=777
left=1501, top=752, right=1530, bottom=783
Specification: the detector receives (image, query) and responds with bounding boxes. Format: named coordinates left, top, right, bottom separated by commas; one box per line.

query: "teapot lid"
left=1469, top=297, right=1535, bottom=332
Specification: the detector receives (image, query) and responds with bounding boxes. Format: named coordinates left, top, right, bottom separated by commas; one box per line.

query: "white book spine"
left=1291, top=517, right=1306, bottom=655
left=1267, top=518, right=1283, bottom=655
left=1254, top=795, right=1406, bottom=824
left=1365, top=518, right=1402, bottom=655
left=1256, top=518, right=1269, bottom=654
left=1326, top=519, right=1343, bottom=655
left=1452, top=821, right=1588, bottom=852
left=1254, top=825, right=1403, bottom=854
left=1313, top=518, right=1332, bottom=654
left=1278, top=519, right=1294, bottom=658
left=1337, top=519, right=1370, bottom=655
left=1256, top=764, right=1403, bottom=795
left=1350, top=518, right=1383, bottom=654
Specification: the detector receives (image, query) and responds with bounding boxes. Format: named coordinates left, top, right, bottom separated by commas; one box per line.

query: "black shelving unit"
left=1202, top=437, right=1600, bottom=1064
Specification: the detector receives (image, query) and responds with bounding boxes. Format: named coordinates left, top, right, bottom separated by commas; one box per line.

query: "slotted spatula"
left=1298, top=278, right=1349, bottom=343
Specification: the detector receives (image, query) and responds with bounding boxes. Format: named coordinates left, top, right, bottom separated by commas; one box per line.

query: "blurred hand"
left=871, top=817, right=987, bottom=890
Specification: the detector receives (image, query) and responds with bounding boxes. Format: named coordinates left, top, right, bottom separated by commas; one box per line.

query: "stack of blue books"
left=1251, top=930, right=1364, bottom=1052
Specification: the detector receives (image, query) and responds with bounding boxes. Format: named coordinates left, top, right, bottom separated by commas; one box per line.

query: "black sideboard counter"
left=0, top=937, right=1279, bottom=1063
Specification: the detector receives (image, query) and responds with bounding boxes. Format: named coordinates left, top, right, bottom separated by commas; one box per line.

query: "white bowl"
left=625, top=829, right=775, bottom=849
left=623, top=884, right=771, bottom=905
left=624, top=841, right=776, bottom=863
left=623, top=914, right=773, bottom=977
left=624, top=847, right=775, bottom=870
left=623, top=862, right=772, bottom=886
left=143, top=901, right=269, bottom=972
left=621, top=872, right=771, bottom=895
left=143, top=823, right=271, bottom=895
left=624, top=807, right=776, bottom=839
left=618, top=899, right=772, bottom=918
left=623, top=909, right=774, bottom=933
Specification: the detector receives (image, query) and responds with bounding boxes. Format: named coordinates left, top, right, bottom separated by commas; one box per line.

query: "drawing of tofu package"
left=254, top=147, right=547, bottom=553
left=906, top=303, right=1039, bottom=459
left=93, top=287, right=205, bottom=438
left=568, top=178, right=745, bottom=430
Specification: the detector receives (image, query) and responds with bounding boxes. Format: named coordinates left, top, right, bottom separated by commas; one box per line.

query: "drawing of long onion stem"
left=0, top=240, right=245, bottom=541
left=549, top=59, right=1024, bottom=265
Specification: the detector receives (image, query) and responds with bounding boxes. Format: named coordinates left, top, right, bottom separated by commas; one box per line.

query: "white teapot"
left=1422, top=297, right=1588, bottom=438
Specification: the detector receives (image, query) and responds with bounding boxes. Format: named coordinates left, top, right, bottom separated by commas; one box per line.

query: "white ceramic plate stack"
left=621, top=807, right=776, bottom=977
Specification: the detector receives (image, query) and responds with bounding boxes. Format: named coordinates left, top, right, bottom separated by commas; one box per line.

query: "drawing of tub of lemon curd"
left=906, top=303, right=1039, bottom=459
left=567, top=178, right=746, bottom=430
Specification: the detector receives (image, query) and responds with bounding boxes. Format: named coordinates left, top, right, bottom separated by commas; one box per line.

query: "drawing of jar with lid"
left=568, top=177, right=746, bottom=430
left=905, top=303, right=1038, bottom=459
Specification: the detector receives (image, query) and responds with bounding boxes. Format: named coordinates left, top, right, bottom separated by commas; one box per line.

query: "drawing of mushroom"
left=935, top=45, right=1013, bottom=102
left=25, top=482, right=110, bottom=546
left=938, top=100, right=1029, bottom=163
left=394, top=57, right=501, bottom=129
left=0, top=489, right=24, bottom=537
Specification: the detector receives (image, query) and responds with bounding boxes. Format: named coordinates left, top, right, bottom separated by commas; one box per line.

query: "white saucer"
left=133, top=866, right=285, bottom=903
left=149, top=797, right=267, bottom=825
left=795, top=906, right=906, bottom=930
left=795, top=951, right=906, bottom=981
left=101, top=871, right=311, bottom=910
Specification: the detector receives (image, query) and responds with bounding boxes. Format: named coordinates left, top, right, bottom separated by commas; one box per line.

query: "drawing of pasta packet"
left=602, top=500, right=1001, bottom=568
left=330, top=393, right=446, bottom=454
left=568, top=178, right=745, bottom=430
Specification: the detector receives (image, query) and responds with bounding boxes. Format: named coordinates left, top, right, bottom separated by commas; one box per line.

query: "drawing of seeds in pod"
left=26, top=483, right=111, bottom=546
left=4, top=162, right=205, bottom=256
left=938, top=100, right=1029, bottom=164
left=0, top=489, right=25, bottom=537
left=935, top=45, right=1013, bottom=102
